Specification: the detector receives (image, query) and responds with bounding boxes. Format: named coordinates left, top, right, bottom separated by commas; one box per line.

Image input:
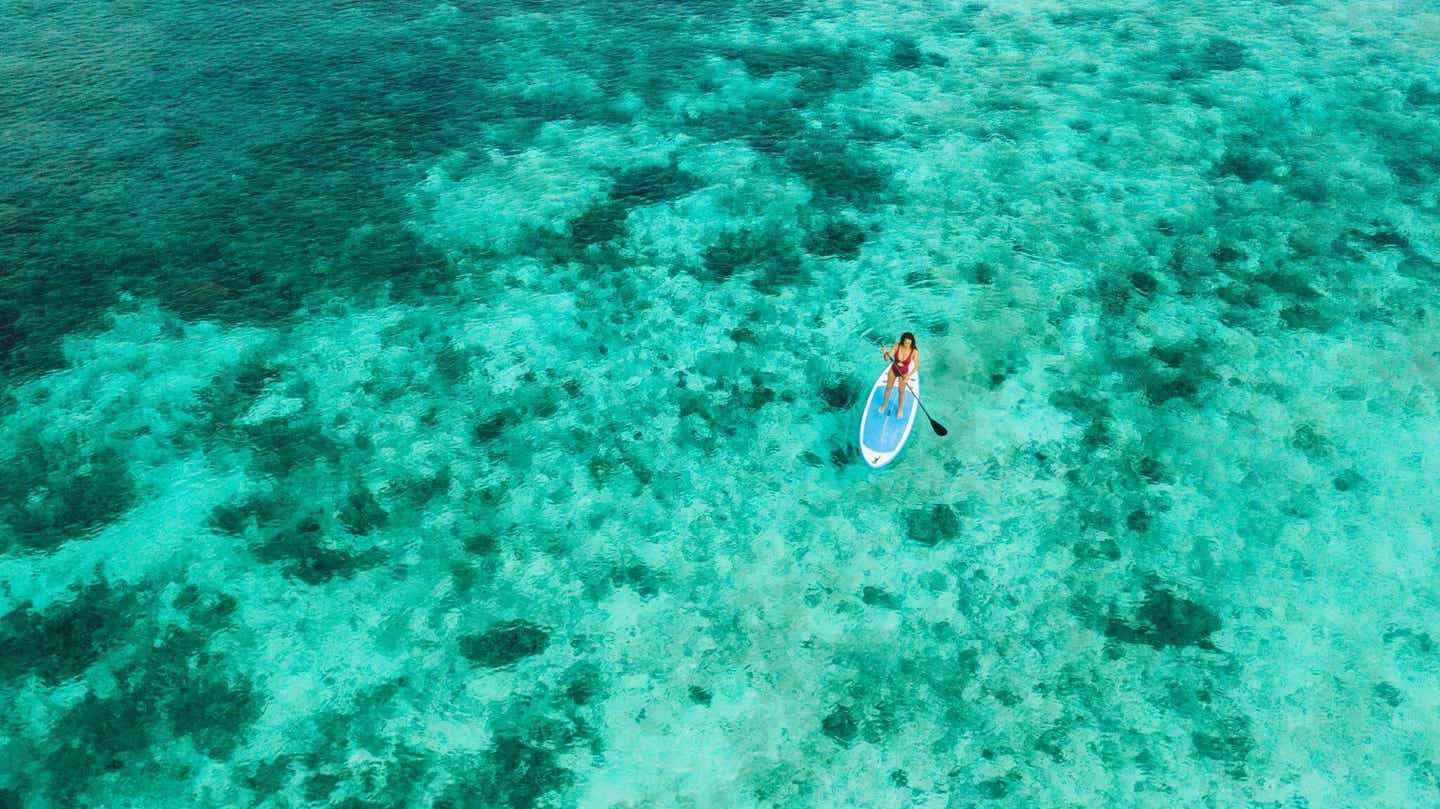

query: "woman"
left=879, top=332, right=919, bottom=416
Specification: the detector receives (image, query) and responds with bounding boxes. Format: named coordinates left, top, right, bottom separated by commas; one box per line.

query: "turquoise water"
left=3, top=0, right=1439, bottom=805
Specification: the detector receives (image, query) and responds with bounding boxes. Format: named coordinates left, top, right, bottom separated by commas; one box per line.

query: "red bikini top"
left=892, top=345, right=913, bottom=370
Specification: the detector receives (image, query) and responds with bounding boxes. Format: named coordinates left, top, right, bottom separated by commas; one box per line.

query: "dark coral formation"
left=1, top=574, right=258, bottom=800
left=460, top=620, right=552, bottom=669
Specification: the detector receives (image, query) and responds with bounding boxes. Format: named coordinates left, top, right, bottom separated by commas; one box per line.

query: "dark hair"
left=899, top=332, right=916, bottom=349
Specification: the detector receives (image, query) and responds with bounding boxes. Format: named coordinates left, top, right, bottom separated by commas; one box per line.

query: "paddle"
left=909, top=384, right=948, bottom=437
left=895, top=375, right=947, bottom=436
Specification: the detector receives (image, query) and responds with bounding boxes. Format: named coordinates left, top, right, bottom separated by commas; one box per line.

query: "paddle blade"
left=929, top=417, right=948, bottom=436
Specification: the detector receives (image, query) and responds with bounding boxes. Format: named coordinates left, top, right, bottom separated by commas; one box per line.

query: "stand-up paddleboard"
left=858, top=368, right=920, bottom=468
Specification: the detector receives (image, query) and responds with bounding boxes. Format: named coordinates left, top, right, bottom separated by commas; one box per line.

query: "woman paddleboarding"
left=878, top=332, right=919, bottom=417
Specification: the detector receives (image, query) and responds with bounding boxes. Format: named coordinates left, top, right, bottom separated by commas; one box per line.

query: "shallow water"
left=2, top=0, right=1439, bottom=806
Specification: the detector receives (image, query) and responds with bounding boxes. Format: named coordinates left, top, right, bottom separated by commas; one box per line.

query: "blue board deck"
left=857, top=369, right=919, bottom=468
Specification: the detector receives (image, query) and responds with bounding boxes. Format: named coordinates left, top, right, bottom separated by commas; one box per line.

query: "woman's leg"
left=896, top=374, right=908, bottom=414
left=878, top=369, right=897, bottom=412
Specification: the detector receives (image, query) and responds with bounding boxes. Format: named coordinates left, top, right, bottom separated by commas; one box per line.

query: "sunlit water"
left=2, top=0, right=1439, bottom=806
